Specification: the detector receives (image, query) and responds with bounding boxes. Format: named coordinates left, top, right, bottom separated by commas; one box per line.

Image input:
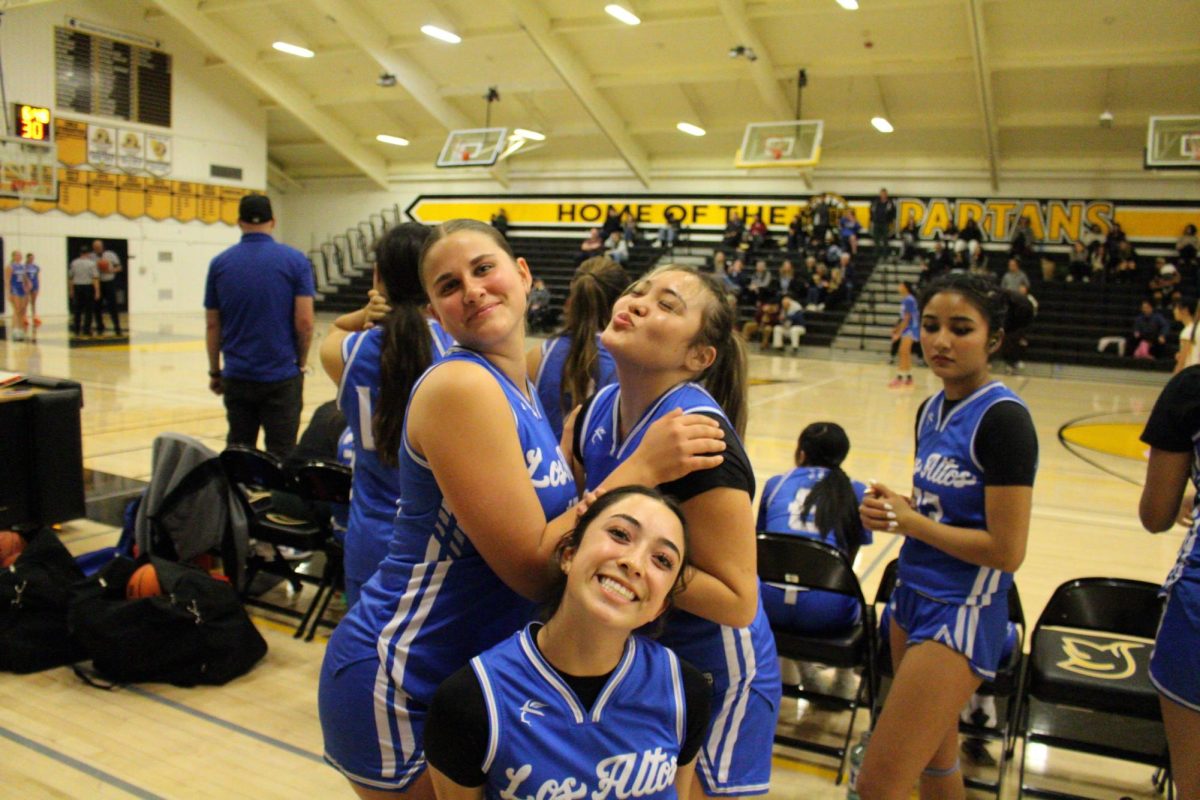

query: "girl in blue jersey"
left=24, top=252, right=40, bottom=330
left=425, top=486, right=712, bottom=800
left=319, top=222, right=434, bottom=608
left=1139, top=365, right=1200, bottom=799
left=757, top=422, right=871, bottom=637
left=889, top=281, right=918, bottom=388
left=571, top=264, right=781, bottom=799
left=319, top=221, right=728, bottom=800
left=858, top=273, right=1037, bottom=799
left=5, top=250, right=28, bottom=341
left=526, top=255, right=629, bottom=440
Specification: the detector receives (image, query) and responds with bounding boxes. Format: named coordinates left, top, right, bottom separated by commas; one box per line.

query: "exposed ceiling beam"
left=197, top=0, right=277, bottom=11
left=149, top=0, right=389, bottom=190
left=714, top=0, right=792, bottom=119
left=267, top=159, right=302, bottom=192
left=504, top=0, right=651, bottom=187
left=965, top=0, right=999, bottom=190
left=992, top=47, right=1200, bottom=72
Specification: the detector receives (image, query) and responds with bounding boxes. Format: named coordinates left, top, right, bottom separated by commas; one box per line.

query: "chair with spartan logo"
left=756, top=533, right=877, bottom=784
left=1017, top=577, right=1172, bottom=799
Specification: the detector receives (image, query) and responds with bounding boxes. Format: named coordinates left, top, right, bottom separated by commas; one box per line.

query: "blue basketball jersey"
left=1162, top=433, right=1200, bottom=594
left=758, top=468, right=872, bottom=551
left=901, top=295, right=919, bottom=339
left=901, top=381, right=1032, bottom=606
left=330, top=346, right=577, bottom=713
left=8, top=261, right=27, bottom=295
left=332, top=426, right=354, bottom=536
left=427, top=318, right=455, bottom=358
left=472, top=625, right=685, bottom=800
left=535, top=334, right=618, bottom=440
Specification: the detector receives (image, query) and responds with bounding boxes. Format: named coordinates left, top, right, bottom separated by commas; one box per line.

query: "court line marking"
left=858, top=536, right=900, bottom=582
left=749, top=376, right=842, bottom=409
left=0, top=722, right=168, bottom=800
left=123, top=686, right=326, bottom=765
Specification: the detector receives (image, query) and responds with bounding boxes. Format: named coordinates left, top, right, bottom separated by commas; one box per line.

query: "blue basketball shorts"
left=318, top=649, right=427, bottom=792
left=1150, top=575, right=1200, bottom=712
left=889, top=582, right=1010, bottom=681
left=761, top=583, right=861, bottom=636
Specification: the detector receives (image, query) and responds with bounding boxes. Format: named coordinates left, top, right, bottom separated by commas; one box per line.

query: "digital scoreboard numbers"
left=15, top=104, right=52, bottom=142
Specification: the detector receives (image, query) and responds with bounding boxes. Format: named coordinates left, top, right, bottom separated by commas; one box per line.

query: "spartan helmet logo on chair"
left=1055, top=636, right=1144, bottom=680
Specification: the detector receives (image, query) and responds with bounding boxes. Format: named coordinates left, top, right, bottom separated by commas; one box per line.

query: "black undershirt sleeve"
left=659, top=413, right=755, bottom=502
left=975, top=401, right=1038, bottom=486
left=1141, top=367, right=1200, bottom=452
left=424, top=656, right=713, bottom=787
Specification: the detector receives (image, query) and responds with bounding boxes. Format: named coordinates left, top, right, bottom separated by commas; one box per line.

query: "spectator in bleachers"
left=1131, top=299, right=1170, bottom=359
left=1150, top=259, right=1181, bottom=307
left=1082, top=222, right=1104, bottom=260
left=899, top=218, right=921, bottom=262
left=1000, top=258, right=1031, bottom=293
left=960, top=217, right=984, bottom=255
left=941, top=218, right=961, bottom=254
left=838, top=209, right=861, bottom=256
left=1112, top=239, right=1140, bottom=283
left=620, top=210, right=638, bottom=246
left=968, top=246, right=990, bottom=275
left=723, top=257, right=749, bottom=298
left=577, top=227, right=604, bottom=265
left=708, top=249, right=727, bottom=276
left=1067, top=241, right=1091, bottom=282
left=787, top=211, right=806, bottom=253
left=722, top=210, right=745, bottom=251
left=927, top=239, right=952, bottom=278
left=741, top=298, right=781, bottom=349
left=1176, top=223, right=1198, bottom=268
left=827, top=256, right=851, bottom=308
left=604, top=230, right=629, bottom=266
left=747, top=213, right=771, bottom=252
left=656, top=208, right=683, bottom=249
left=600, top=208, right=622, bottom=241
left=824, top=237, right=844, bottom=267
left=490, top=208, right=509, bottom=239
left=810, top=195, right=831, bottom=246
left=798, top=255, right=817, bottom=289
left=1173, top=297, right=1198, bottom=373
left=526, top=278, right=553, bottom=332
left=869, top=188, right=896, bottom=262
left=1010, top=216, right=1036, bottom=261
left=771, top=296, right=807, bottom=353
left=805, top=262, right=831, bottom=311
left=777, top=259, right=802, bottom=300
left=747, top=258, right=775, bottom=301
left=1001, top=285, right=1037, bottom=373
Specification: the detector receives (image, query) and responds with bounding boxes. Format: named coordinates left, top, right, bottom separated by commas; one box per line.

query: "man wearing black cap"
left=203, top=194, right=315, bottom=456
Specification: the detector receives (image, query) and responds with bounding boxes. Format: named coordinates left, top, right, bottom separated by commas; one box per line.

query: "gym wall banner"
left=405, top=195, right=1199, bottom=246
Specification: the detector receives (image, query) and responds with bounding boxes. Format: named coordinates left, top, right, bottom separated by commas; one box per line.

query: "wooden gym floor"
left=0, top=313, right=1181, bottom=799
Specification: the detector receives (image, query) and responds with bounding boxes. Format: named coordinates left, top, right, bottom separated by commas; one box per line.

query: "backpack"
left=0, top=529, right=88, bottom=673
left=68, top=555, right=267, bottom=687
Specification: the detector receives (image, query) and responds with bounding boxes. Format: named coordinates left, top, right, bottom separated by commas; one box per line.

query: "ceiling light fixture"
left=604, top=4, right=641, bottom=25
left=835, top=0, right=859, bottom=10
left=513, top=128, right=546, bottom=141
left=421, top=25, right=462, bottom=44
left=272, top=41, right=314, bottom=58
left=677, top=122, right=706, bottom=137
left=376, top=134, right=410, bottom=146
left=871, top=116, right=894, bottom=133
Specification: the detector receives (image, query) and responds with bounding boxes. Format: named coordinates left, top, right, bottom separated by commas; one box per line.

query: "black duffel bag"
left=0, top=529, right=87, bottom=673
left=68, top=555, right=267, bottom=686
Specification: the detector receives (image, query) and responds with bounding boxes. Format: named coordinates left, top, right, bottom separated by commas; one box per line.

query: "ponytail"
left=371, top=222, right=434, bottom=467
left=795, top=422, right=863, bottom=555
left=559, top=256, right=630, bottom=416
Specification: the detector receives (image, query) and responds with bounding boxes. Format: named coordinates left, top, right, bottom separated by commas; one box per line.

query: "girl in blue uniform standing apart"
left=24, top=252, right=40, bottom=331
left=1138, top=365, right=1200, bottom=799
left=424, top=486, right=712, bottom=800
left=858, top=273, right=1037, bottom=799
left=571, top=264, right=781, bottom=799
left=527, top=255, right=628, bottom=440
left=5, top=249, right=27, bottom=340
left=757, top=421, right=871, bottom=637
left=319, top=221, right=728, bottom=800
left=319, top=222, right=436, bottom=608
left=889, top=280, right=918, bottom=388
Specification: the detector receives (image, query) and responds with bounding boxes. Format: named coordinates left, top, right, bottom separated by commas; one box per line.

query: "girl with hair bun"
left=858, top=272, right=1037, bottom=798
left=424, top=485, right=712, bottom=799
left=527, top=255, right=630, bottom=439
left=319, top=221, right=726, bottom=800
left=571, top=263, right=780, bottom=798
left=758, top=421, right=872, bottom=637
left=318, top=222, right=450, bottom=607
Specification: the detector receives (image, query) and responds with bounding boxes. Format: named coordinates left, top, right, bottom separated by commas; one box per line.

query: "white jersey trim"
left=337, top=329, right=371, bottom=412
left=471, top=656, right=501, bottom=774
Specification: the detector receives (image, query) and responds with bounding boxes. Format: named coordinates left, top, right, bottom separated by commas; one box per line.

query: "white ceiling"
left=145, top=0, right=1200, bottom=188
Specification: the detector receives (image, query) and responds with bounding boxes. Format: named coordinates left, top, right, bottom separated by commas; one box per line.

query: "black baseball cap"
left=239, top=194, right=273, bottom=224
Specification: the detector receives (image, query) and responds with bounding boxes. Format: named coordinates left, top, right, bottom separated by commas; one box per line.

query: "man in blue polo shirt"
left=204, top=194, right=314, bottom=457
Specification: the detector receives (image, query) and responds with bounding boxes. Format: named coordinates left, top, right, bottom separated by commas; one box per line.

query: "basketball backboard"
left=1145, top=116, right=1200, bottom=169
left=0, top=136, right=57, bottom=200
left=735, top=120, right=823, bottom=169
left=436, top=128, right=508, bottom=168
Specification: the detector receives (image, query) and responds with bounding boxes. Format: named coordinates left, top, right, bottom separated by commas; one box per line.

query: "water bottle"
left=846, top=729, right=871, bottom=799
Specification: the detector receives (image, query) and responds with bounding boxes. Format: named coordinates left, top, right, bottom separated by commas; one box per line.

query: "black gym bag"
left=0, top=529, right=87, bottom=673
left=68, top=555, right=268, bottom=686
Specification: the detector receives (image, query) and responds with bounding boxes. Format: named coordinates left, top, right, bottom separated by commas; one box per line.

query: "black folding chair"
left=757, top=533, right=877, bottom=784
left=873, top=558, right=1026, bottom=798
left=291, top=460, right=352, bottom=641
left=219, top=446, right=327, bottom=634
left=1018, top=577, right=1171, bottom=799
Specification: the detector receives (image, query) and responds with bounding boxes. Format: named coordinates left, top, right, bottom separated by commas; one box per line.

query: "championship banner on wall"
left=145, top=133, right=171, bottom=176
left=406, top=195, right=1200, bottom=246
left=86, top=124, right=116, bottom=170
left=118, top=129, right=145, bottom=173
